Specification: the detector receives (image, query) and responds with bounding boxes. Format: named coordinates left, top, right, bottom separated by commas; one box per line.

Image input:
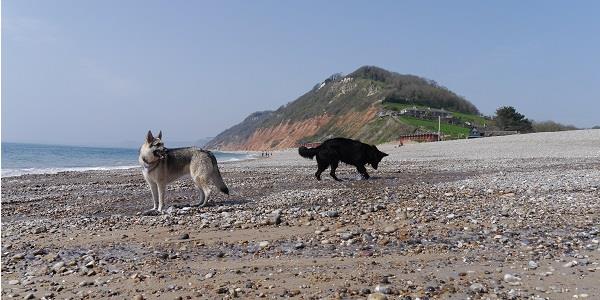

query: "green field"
left=381, top=101, right=488, bottom=139
left=383, top=102, right=487, bottom=126
left=452, top=111, right=488, bottom=126
left=397, top=116, right=470, bottom=139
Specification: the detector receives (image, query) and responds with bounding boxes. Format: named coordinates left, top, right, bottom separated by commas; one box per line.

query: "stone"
left=23, top=293, right=35, bottom=300
left=179, top=233, right=190, bottom=240
left=205, top=271, right=215, bottom=279
left=11, top=253, right=25, bottom=260
left=374, top=284, right=391, bottom=294
left=33, top=226, right=47, bottom=234
left=367, top=293, right=387, bottom=300
left=52, top=261, right=65, bottom=271
left=258, top=241, right=270, bottom=249
left=324, top=210, right=339, bottom=218
left=78, top=280, right=93, bottom=287
left=268, top=212, right=282, bottom=225
left=503, top=274, right=521, bottom=285
left=470, top=283, right=486, bottom=293
left=563, top=260, right=578, bottom=268
left=340, top=232, right=354, bottom=240
left=383, top=226, right=397, bottom=234
left=528, top=261, right=538, bottom=269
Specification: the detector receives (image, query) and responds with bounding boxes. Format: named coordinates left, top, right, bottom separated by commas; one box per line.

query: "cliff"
left=206, top=66, right=479, bottom=150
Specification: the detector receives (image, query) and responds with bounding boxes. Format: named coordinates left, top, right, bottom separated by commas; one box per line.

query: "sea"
left=1, top=142, right=254, bottom=177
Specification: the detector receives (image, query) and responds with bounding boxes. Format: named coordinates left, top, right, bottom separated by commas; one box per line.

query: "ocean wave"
left=1, top=165, right=139, bottom=178
left=217, top=153, right=259, bottom=162
left=1, top=153, right=258, bottom=177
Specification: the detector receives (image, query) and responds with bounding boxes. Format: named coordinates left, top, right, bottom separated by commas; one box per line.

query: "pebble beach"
left=2, top=130, right=599, bottom=299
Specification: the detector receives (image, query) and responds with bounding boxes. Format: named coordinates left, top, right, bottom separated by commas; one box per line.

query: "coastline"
left=2, top=130, right=599, bottom=299
left=1, top=150, right=258, bottom=178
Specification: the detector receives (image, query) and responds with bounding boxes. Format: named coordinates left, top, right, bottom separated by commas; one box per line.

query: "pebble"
left=383, top=226, right=397, bottom=234
left=52, top=261, right=65, bottom=271
left=563, top=260, right=578, bottom=268
left=11, top=253, right=25, bottom=260
left=503, top=274, right=521, bottom=285
left=367, top=293, right=387, bottom=300
left=528, top=260, right=538, bottom=269
left=340, top=232, right=354, bottom=240
left=324, top=210, right=339, bottom=218
left=33, top=226, right=47, bottom=234
left=205, top=271, right=215, bottom=279
left=268, top=212, right=282, bottom=225
left=374, top=284, right=391, bottom=294
left=470, top=283, right=486, bottom=293
left=23, top=293, right=35, bottom=300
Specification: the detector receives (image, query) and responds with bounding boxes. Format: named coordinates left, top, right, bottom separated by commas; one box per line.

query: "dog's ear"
left=157, top=130, right=162, bottom=140
left=146, top=130, right=154, bottom=144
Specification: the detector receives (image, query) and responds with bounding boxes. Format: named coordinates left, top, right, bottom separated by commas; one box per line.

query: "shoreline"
left=2, top=130, right=599, bottom=299
left=1, top=151, right=260, bottom=178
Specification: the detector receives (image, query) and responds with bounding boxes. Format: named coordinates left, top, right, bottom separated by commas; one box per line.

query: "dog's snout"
left=153, top=149, right=165, bottom=158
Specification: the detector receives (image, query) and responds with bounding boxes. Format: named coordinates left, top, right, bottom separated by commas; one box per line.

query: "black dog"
left=298, top=138, right=388, bottom=181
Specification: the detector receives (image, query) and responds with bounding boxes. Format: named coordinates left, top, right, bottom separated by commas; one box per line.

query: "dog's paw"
left=141, top=209, right=161, bottom=216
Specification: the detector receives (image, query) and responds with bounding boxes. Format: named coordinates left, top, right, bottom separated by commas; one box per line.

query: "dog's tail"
left=213, top=168, right=229, bottom=195
left=298, top=146, right=319, bottom=159
left=214, top=171, right=229, bottom=195
left=206, top=151, right=230, bottom=195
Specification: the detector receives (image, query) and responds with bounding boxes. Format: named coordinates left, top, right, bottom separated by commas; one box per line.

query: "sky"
left=2, top=0, right=599, bottom=147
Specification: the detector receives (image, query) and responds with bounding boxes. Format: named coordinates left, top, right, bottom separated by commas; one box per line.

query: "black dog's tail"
left=298, top=146, right=319, bottom=159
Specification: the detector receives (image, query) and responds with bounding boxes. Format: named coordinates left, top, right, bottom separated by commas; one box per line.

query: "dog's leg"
left=199, top=187, right=212, bottom=207
left=193, top=188, right=206, bottom=207
left=157, top=183, right=166, bottom=211
left=315, top=160, right=328, bottom=181
left=357, top=165, right=370, bottom=180
left=149, top=182, right=159, bottom=210
left=329, top=160, right=342, bottom=181
left=192, top=175, right=211, bottom=207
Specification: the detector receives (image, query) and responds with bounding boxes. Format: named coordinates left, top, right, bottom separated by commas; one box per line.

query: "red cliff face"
left=214, top=114, right=332, bottom=150
left=214, top=107, right=378, bottom=150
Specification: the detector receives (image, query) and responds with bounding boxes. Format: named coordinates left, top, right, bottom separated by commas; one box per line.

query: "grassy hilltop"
left=206, top=66, right=485, bottom=150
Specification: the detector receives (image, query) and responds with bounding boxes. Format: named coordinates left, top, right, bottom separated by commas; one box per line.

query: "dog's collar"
left=142, top=157, right=162, bottom=173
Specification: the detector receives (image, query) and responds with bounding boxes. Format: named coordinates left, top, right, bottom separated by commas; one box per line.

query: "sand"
left=2, top=130, right=599, bottom=299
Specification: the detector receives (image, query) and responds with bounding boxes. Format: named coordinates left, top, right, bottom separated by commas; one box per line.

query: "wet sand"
left=2, top=130, right=600, bottom=299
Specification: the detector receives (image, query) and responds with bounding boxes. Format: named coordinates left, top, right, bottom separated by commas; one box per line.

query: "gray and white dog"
left=139, top=130, right=229, bottom=212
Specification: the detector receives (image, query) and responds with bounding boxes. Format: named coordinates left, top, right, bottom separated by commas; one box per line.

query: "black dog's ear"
left=157, top=130, right=162, bottom=140
left=146, top=130, right=154, bottom=143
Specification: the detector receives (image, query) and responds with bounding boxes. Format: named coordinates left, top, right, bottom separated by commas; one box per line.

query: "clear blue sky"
left=2, top=1, right=599, bottom=146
